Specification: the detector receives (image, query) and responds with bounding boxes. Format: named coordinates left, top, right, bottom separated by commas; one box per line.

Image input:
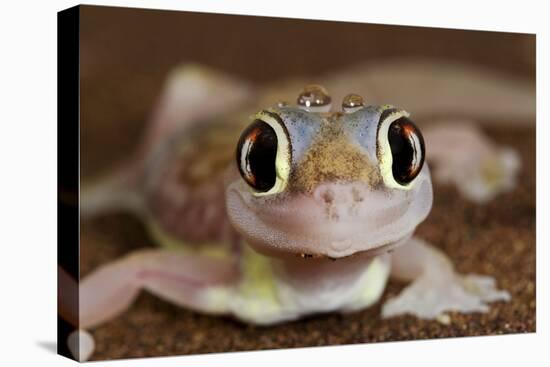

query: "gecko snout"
left=313, top=183, right=367, bottom=206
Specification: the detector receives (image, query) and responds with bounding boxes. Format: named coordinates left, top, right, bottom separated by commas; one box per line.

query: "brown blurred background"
left=79, top=5, right=535, bottom=360
left=80, top=5, right=535, bottom=176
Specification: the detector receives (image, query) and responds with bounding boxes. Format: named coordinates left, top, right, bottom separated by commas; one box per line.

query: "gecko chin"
left=225, top=178, right=433, bottom=259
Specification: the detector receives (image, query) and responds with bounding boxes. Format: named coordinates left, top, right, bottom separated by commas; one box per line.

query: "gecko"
left=63, top=62, right=529, bottom=361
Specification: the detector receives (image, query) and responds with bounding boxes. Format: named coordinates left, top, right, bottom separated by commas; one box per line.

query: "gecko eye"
left=377, top=113, right=425, bottom=189
left=237, top=120, right=277, bottom=192
left=236, top=112, right=291, bottom=195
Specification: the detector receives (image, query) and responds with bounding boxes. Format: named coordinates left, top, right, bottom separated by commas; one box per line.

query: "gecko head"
left=226, top=86, right=433, bottom=259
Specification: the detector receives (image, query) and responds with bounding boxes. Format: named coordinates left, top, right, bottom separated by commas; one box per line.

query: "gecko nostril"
left=352, top=187, right=364, bottom=202
left=321, top=189, right=334, bottom=204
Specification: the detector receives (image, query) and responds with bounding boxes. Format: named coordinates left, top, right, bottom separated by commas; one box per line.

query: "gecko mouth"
left=294, top=237, right=408, bottom=260
left=226, top=179, right=432, bottom=259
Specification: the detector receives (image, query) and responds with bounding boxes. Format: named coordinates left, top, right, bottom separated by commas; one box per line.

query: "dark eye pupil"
left=388, top=117, right=425, bottom=185
left=236, top=119, right=278, bottom=192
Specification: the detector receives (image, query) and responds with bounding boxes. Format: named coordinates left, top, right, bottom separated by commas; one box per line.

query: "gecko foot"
left=381, top=271, right=510, bottom=320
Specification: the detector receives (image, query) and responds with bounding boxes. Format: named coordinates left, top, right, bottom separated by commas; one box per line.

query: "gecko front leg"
left=70, top=249, right=240, bottom=361
left=382, top=237, right=510, bottom=321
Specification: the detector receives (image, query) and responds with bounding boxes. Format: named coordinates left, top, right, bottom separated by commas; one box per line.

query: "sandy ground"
left=76, top=5, right=535, bottom=361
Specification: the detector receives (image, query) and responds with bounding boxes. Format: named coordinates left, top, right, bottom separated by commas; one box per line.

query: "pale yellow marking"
left=350, top=256, right=391, bottom=309
left=481, top=155, right=507, bottom=190
left=232, top=246, right=282, bottom=319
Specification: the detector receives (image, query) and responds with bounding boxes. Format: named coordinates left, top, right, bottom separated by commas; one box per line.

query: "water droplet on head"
left=297, top=84, right=332, bottom=112
left=342, top=93, right=364, bottom=113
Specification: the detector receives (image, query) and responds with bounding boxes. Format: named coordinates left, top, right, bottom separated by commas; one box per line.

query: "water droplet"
left=297, top=84, right=332, bottom=112
left=276, top=101, right=289, bottom=107
left=342, top=93, right=364, bottom=113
